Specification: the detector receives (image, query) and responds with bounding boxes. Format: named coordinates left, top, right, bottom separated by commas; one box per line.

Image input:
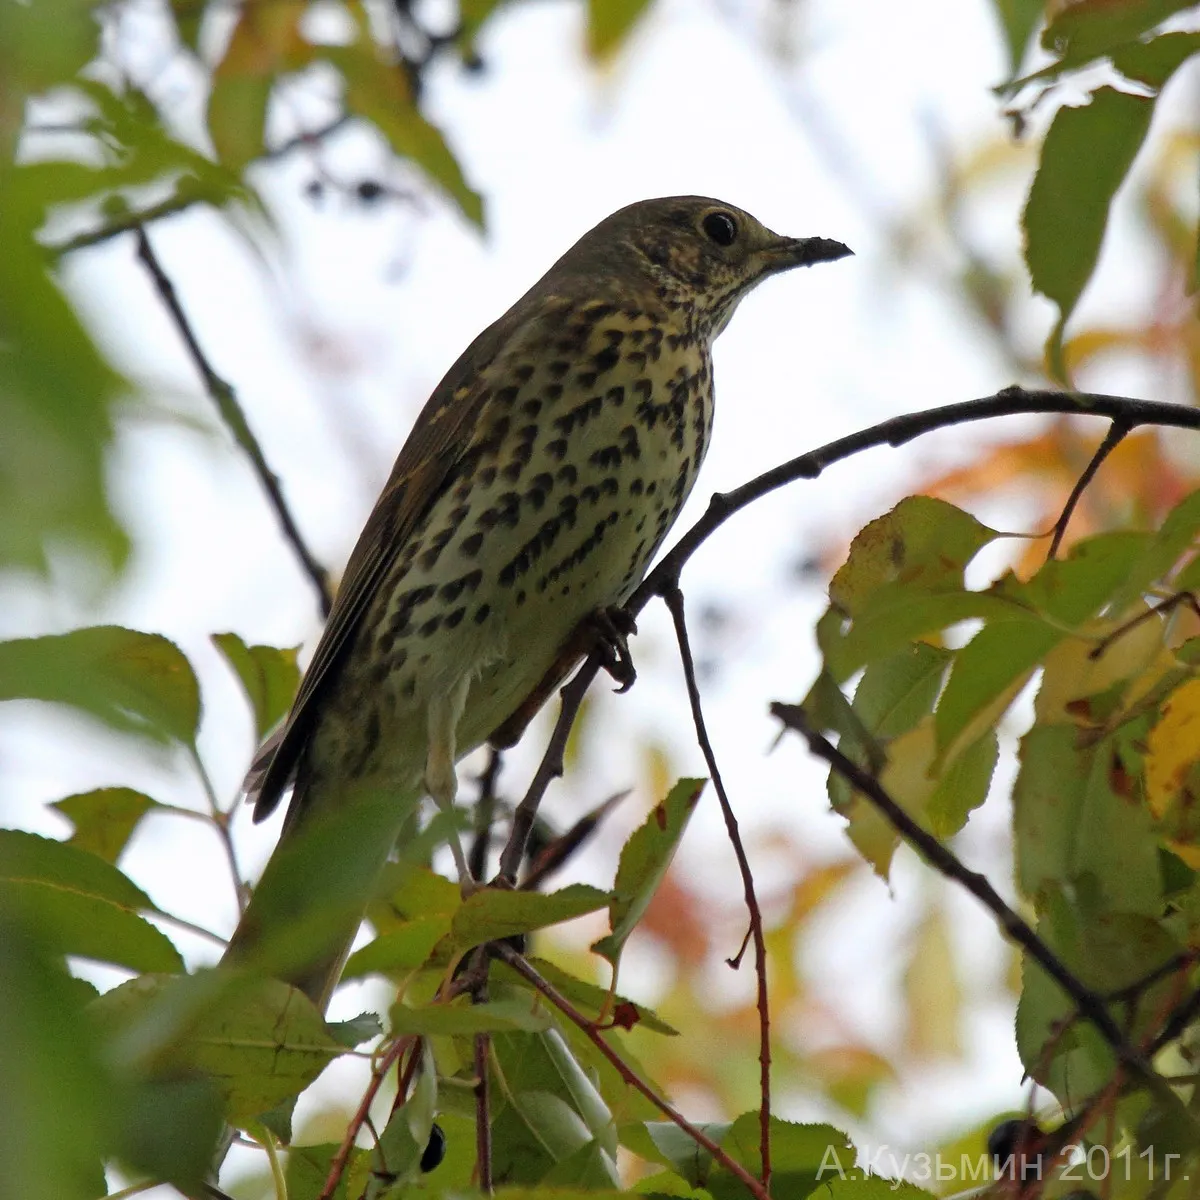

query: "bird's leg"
left=425, top=676, right=476, bottom=891
left=487, top=605, right=639, bottom=750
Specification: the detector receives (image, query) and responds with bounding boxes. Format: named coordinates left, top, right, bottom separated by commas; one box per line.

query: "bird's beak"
left=767, top=236, right=853, bottom=273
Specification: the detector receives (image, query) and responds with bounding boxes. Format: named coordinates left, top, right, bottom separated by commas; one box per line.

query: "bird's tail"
left=220, top=781, right=420, bottom=1011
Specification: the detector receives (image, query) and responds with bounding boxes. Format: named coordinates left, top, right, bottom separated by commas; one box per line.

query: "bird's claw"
left=586, top=606, right=638, bottom=693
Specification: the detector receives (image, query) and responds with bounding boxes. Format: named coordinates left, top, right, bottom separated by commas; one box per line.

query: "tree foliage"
left=5, top=0, right=1200, bottom=1198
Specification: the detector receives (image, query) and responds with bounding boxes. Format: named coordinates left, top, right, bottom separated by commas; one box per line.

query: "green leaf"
left=587, top=0, right=654, bottom=60
left=495, top=955, right=679, bottom=1035
left=389, top=996, right=551, bottom=1036
left=342, top=914, right=451, bottom=979
left=927, top=730, right=998, bottom=838
left=0, top=917, right=110, bottom=1200
left=95, top=974, right=350, bottom=1123
left=0, top=829, right=183, bottom=972
left=326, top=1011, right=383, bottom=1048
left=1014, top=723, right=1161, bottom=916
left=286, top=1142, right=372, bottom=1200
left=1023, top=87, right=1156, bottom=378
left=853, top=642, right=953, bottom=739
left=0, top=625, right=200, bottom=745
left=490, top=1026, right=618, bottom=1186
left=451, top=882, right=609, bottom=948
left=1110, top=30, right=1200, bottom=88
left=990, top=0, right=1045, bottom=74
left=592, top=778, right=705, bottom=968
left=50, top=787, right=161, bottom=864
left=325, top=45, right=483, bottom=226
left=935, top=619, right=1060, bottom=757
left=212, top=633, right=300, bottom=740
left=1108, top=487, right=1200, bottom=612
left=828, top=497, right=999, bottom=613
left=709, top=1116, right=857, bottom=1200
left=1000, top=531, right=1150, bottom=625
left=1040, top=0, right=1198, bottom=69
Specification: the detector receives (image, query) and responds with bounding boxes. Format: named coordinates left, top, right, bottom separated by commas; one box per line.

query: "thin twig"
left=520, top=790, right=629, bottom=892
left=318, top=1034, right=417, bottom=1200
left=769, top=702, right=1151, bottom=1073
left=474, top=1031, right=493, bottom=1194
left=48, top=193, right=204, bottom=255
left=496, top=663, right=598, bottom=883
left=469, top=748, right=502, bottom=882
left=662, top=584, right=772, bottom=1191
left=189, top=747, right=246, bottom=914
left=1047, top=418, right=1131, bottom=559
left=492, top=944, right=772, bottom=1200
left=132, top=224, right=333, bottom=617
left=1090, top=591, right=1200, bottom=659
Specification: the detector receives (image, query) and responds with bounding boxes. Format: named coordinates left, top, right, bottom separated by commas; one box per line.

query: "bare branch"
left=661, top=584, right=772, bottom=1191
left=769, top=701, right=1150, bottom=1074
left=133, top=224, right=334, bottom=617
left=1047, top=417, right=1132, bottom=559
left=492, top=944, right=773, bottom=1200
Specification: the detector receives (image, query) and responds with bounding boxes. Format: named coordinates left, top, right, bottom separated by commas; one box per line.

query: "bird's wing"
left=249, top=289, right=574, bottom=823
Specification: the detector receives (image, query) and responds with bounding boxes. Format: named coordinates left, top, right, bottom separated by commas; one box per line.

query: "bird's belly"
left=322, top=347, right=711, bottom=788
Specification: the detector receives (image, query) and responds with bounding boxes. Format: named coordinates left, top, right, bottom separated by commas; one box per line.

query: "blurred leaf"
left=587, top=0, right=653, bottom=61
left=207, top=0, right=311, bottom=171
left=709, top=1115, right=857, bottom=1200
left=853, top=642, right=953, bottom=739
left=1040, top=0, right=1197, bottom=69
left=50, top=786, right=162, bottom=863
left=592, top=778, right=705, bottom=968
left=325, top=44, right=483, bottom=226
left=926, top=729, right=998, bottom=837
left=1110, top=30, right=1200, bottom=87
left=990, top=0, right=1044, bottom=74
left=451, top=882, right=609, bottom=948
left=0, top=625, right=201, bottom=745
left=0, top=829, right=183, bottom=972
left=902, top=903, right=962, bottom=1059
left=342, top=913, right=451, bottom=979
left=390, top=995, right=551, bottom=1036
left=94, top=974, right=348, bottom=1124
left=1023, top=87, right=1155, bottom=378
left=0, top=916, right=110, bottom=1200
left=286, top=1142, right=371, bottom=1200
left=459, top=0, right=512, bottom=46
left=114, top=1075, right=224, bottom=1190
left=212, top=632, right=300, bottom=740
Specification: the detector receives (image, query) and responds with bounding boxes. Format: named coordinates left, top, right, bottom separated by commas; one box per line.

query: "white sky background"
left=8, top=0, right=1182, bottom=1186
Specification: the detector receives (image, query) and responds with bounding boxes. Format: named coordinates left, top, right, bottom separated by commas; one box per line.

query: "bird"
left=220, top=196, right=851, bottom=1010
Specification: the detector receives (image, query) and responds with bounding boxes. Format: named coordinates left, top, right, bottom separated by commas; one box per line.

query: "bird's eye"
left=701, top=211, right=738, bottom=246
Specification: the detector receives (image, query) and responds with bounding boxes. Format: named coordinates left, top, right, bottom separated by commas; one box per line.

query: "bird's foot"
left=584, top=606, right=638, bottom=693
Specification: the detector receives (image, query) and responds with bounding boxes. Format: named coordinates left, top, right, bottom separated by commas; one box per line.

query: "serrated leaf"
left=709, top=1116, right=857, bottom=1200
left=853, top=642, right=953, bottom=739
left=0, top=829, right=183, bottom=972
left=50, top=786, right=161, bottom=864
left=0, top=625, right=200, bottom=745
left=592, top=779, right=705, bottom=968
left=285, top=1141, right=372, bottom=1200
left=1023, top=87, right=1155, bottom=378
left=212, top=633, right=300, bottom=740
left=935, top=618, right=1059, bottom=757
left=326, top=1011, right=383, bottom=1049
left=451, top=882, right=609, bottom=948
left=586, top=0, right=653, bottom=60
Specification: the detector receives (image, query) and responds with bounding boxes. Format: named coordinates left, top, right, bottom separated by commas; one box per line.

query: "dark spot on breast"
left=544, top=383, right=563, bottom=402
left=444, top=607, right=465, bottom=629
left=496, top=385, right=519, bottom=407
left=592, top=345, right=620, bottom=374
left=576, top=370, right=598, bottom=388
left=460, top=532, right=484, bottom=557
left=557, top=463, right=578, bottom=486
left=474, top=603, right=491, bottom=624
left=522, top=398, right=542, bottom=418
left=549, top=360, right=570, bottom=379
left=546, top=438, right=568, bottom=461
left=418, top=615, right=441, bottom=637
left=513, top=363, right=535, bottom=384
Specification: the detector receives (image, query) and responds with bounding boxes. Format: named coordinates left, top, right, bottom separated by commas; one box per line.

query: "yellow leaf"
left=1145, top=676, right=1200, bottom=818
